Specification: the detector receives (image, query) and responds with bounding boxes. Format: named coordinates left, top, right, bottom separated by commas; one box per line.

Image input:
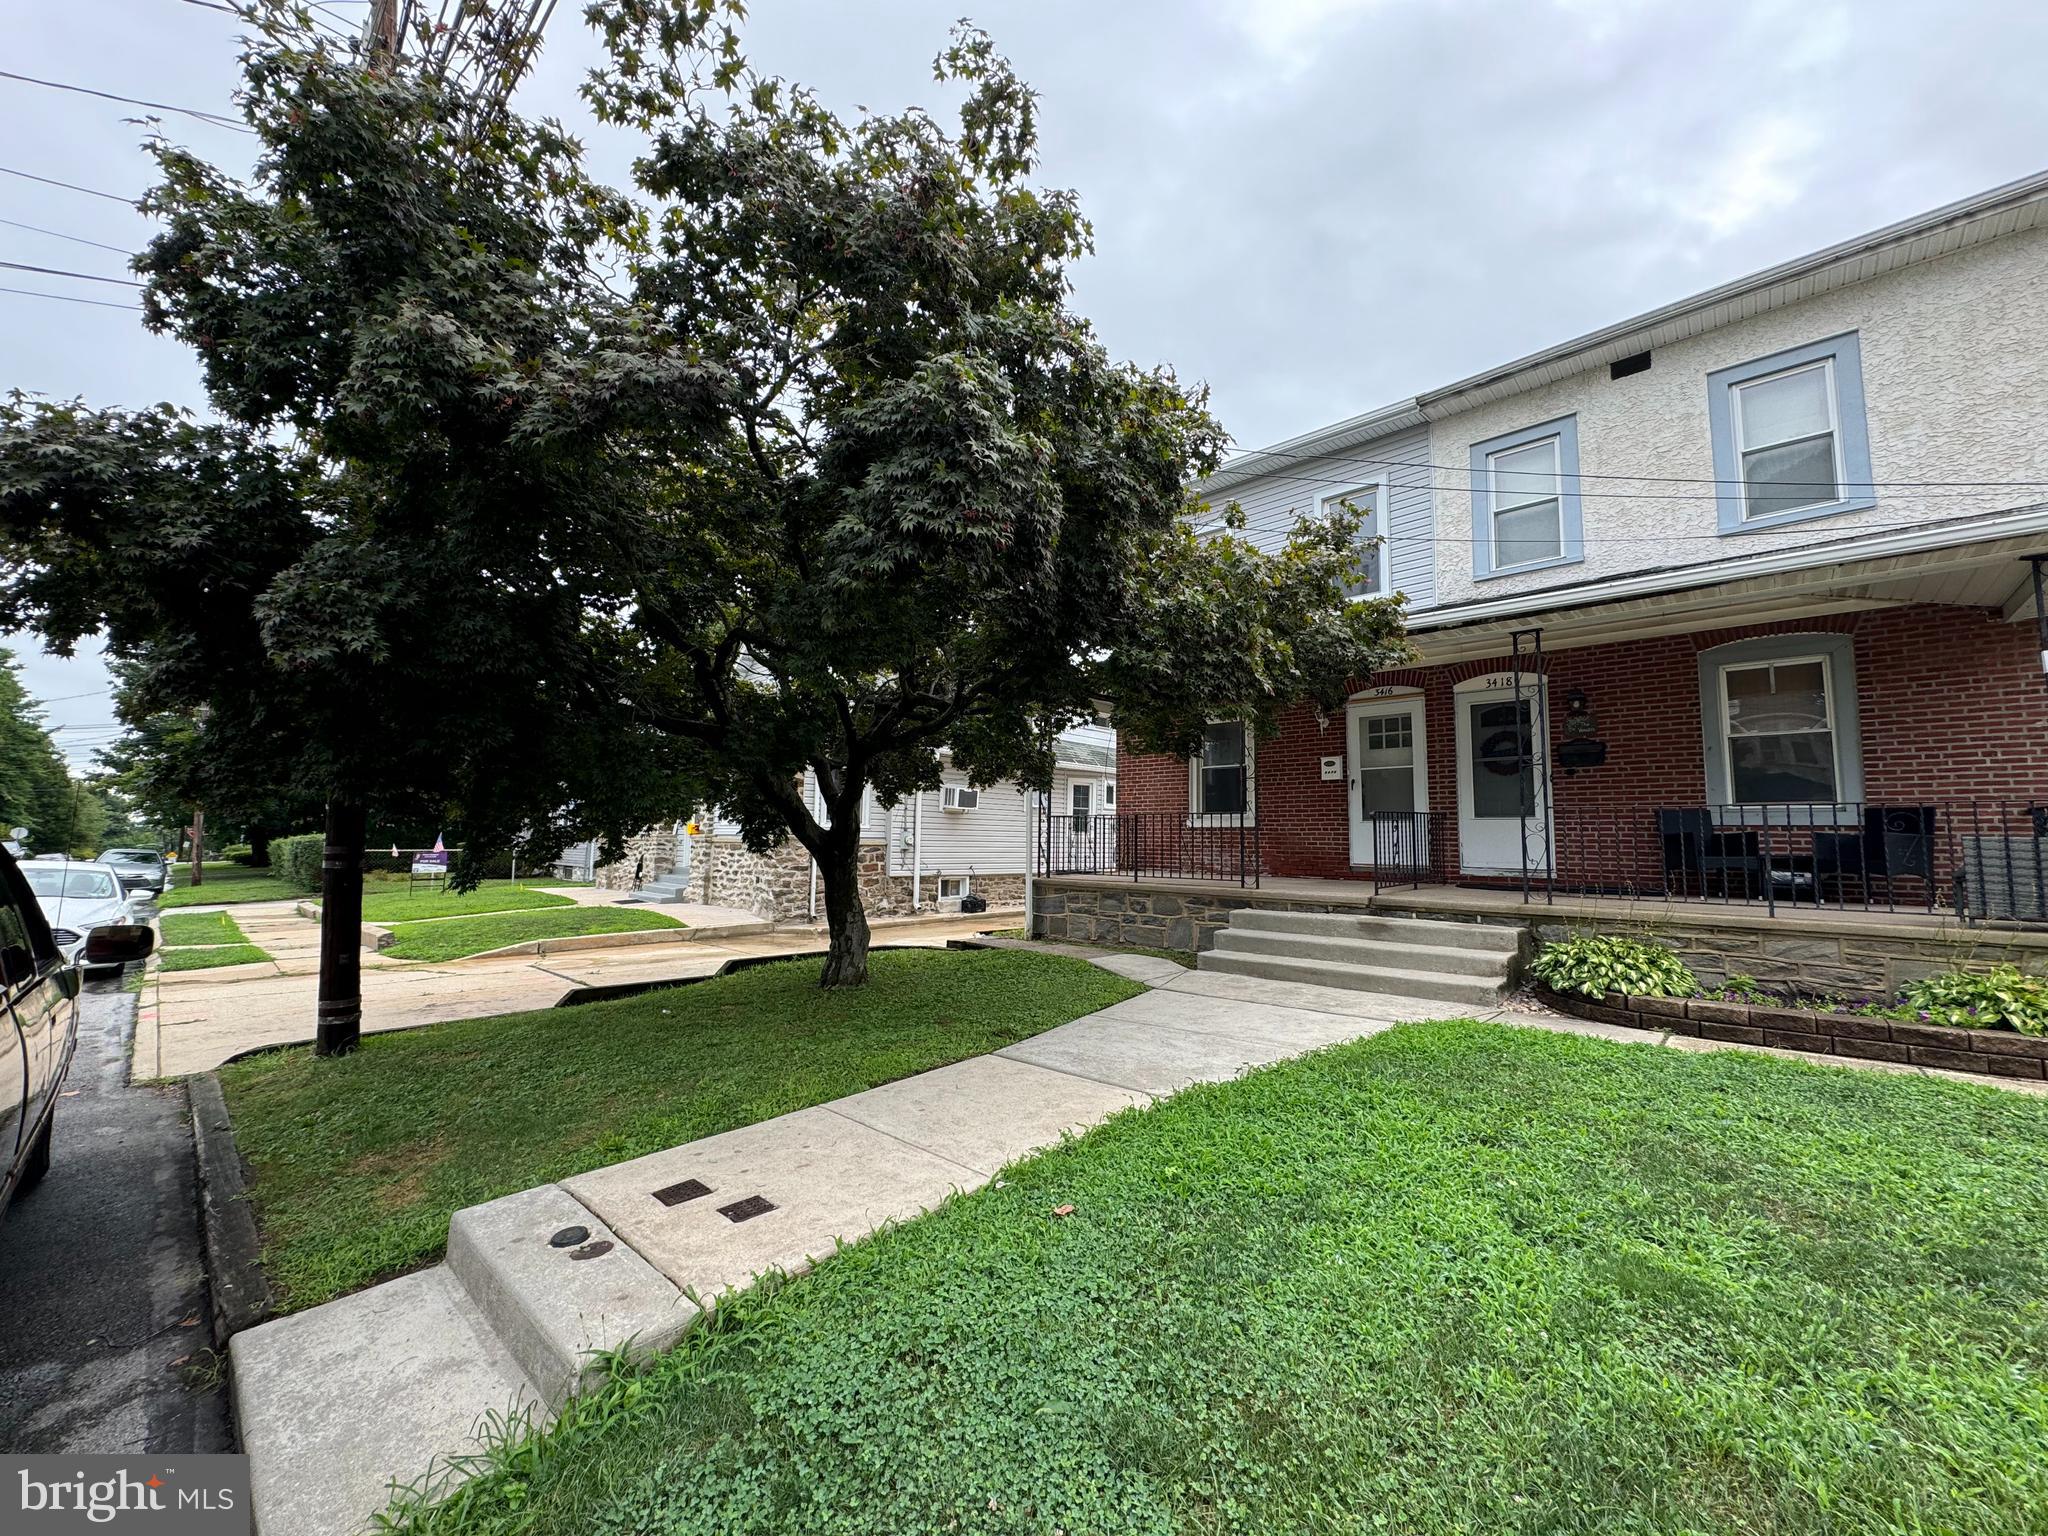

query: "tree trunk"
left=188, top=807, right=204, bottom=887
left=247, top=830, right=272, bottom=868
left=815, top=835, right=871, bottom=988
left=315, top=796, right=366, bottom=1056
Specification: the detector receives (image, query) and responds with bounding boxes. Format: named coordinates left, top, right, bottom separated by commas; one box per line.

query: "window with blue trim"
left=1707, top=333, right=1875, bottom=533
left=1468, top=415, right=1584, bottom=579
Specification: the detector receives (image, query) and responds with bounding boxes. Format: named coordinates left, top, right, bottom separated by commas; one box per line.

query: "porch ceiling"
left=1410, top=527, right=2048, bottom=664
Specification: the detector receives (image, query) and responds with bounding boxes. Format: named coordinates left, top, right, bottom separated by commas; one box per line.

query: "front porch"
left=1031, top=871, right=2048, bottom=997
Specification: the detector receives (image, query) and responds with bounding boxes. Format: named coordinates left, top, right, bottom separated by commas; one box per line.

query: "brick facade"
left=1118, top=603, right=2048, bottom=884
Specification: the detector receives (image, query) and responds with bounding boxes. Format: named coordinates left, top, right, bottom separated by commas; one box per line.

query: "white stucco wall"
left=1425, top=223, right=2048, bottom=605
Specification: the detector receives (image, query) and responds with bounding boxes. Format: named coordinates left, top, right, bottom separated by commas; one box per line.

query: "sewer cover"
left=718, top=1195, right=776, bottom=1223
left=569, top=1240, right=615, bottom=1261
left=549, top=1225, right=590, bottom=1248
left=652, top=1178, right=712, bottom=1207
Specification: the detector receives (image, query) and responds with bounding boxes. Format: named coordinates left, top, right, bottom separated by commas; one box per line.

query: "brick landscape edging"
left=1531, top=984, right=2048, bottom=1080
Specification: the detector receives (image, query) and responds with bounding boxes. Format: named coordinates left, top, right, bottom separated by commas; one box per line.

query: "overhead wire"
left=0, top=215, right=134, bottom=255
left=0, top=283, right=141, bottom=311
left=0, top=258, right=143, bottom=287
left=0, top=68, right=254, bottom=133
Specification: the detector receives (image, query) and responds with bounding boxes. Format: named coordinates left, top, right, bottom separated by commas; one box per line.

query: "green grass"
left=381, top=905, right=684, bottom=961
left=160, top=943, right=273, bottom=972
left=157, top=863, right=299, bottom=908
left=355, top=883, right=576, bottom=924
left=398, top=1020, right=2048, bottom=1536
left=159, top=910, right=249, bottom=947
left=220, top=949, right=1142, bottom=1310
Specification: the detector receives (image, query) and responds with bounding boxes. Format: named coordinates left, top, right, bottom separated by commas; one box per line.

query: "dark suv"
left=0, top=845, right=154, bottom=1218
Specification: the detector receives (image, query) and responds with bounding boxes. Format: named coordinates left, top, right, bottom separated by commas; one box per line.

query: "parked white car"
left=18, top=859, right=140, bottom=974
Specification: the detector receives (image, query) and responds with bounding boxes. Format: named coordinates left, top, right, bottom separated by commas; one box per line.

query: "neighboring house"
left=599, top=722, right=1116, bottom=922
left=1114, top=170, right=2048, bottom=920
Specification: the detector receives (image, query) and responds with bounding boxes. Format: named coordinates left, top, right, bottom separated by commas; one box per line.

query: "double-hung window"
left=1730, top=362, right=1841, bottom=520
left=1708, top=333, right=1875, bottom=533
left=1191, top=722, right=1250, bottom=819
left=1719, top=656, right=1837, bottom=803
left=1316, top=480, right=1386, bottom=596
left=1469, top=416, right=1584, bottom=579
left=1696, top=633, right=1864, bottom=813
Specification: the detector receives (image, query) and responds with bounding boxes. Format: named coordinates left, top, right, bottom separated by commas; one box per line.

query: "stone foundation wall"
left=1036, top=876, right=2048, bottom=995
left=684, top=835, right=1025, bottom=922
left=1033, top=879, right=1390, bottom=954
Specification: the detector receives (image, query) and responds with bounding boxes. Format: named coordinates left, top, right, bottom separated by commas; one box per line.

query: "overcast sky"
left=6, top=0, right=2047, bottom=765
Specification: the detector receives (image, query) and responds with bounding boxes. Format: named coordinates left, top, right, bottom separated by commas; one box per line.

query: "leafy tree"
left=0, top=646, right=75, bottom=849
left=571, top=5, right=1411, bottom=983
left=0, top=6, right=691, bottom=1046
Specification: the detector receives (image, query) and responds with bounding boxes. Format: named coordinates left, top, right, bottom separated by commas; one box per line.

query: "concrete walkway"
left=226, top=948, right=2045, bottom=1535
left=136, top=912, right=1008, bottom=1078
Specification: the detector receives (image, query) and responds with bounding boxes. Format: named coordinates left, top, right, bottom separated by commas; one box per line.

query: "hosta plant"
left=1530, top=934, right=1697, bottom=1001
left=1902, top=964, right=2048, bottom=1036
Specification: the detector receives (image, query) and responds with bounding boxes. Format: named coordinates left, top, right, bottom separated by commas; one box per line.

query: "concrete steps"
left=632, top=873, right=692, bottom=903
left=1196, top=908, right=1519, bottom=1008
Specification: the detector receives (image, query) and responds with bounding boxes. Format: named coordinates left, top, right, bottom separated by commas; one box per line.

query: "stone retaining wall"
left=1033, top=879, right=1381, bottom=953
left=1536, top=984, right=2048, bottom=1081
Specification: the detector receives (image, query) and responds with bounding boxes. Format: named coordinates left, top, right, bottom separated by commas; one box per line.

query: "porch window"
left=1191, top=722, right=1250, bottom=818
left=1316, top=480, right=1384, bottom=596
left=1707, top=333, right=1875, bottom=533
left=1070, top=780, right=1095, bottom=832
left=1719, top=656, right=1838, bottom=803
left=1468, top=415, right=1585, bottom=579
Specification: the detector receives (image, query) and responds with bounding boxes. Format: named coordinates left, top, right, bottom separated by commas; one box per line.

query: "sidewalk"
left=225, top=948, right=2048, bottom=1535
left=136, top=911, right=1010, bottom=1078
left=228, top=952, right=1474, bottom=1536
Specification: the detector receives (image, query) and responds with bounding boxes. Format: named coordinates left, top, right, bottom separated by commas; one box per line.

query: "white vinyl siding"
left=1198, top=423, right=1436, bottom=608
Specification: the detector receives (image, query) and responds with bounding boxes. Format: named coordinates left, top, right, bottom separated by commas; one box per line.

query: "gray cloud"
left=6, top=0, right=2046, bottom=736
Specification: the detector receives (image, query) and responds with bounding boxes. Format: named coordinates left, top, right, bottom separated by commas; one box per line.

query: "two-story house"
left=1114, top=170, right=2048, bottom=923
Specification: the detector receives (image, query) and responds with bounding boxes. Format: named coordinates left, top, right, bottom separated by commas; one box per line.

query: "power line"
left=0, top=259, right=142, bottom=288
left=1211, top=438, right=2048, bottom=493
left=0, top=164, right=136, bottom=203
left=0, top=284, right=141, bottom=311
left=1191, top=505, right=2044, bottom=547
left=0, top=69, right=253, bottom=133
left=0, top=215, right=133, bottom=255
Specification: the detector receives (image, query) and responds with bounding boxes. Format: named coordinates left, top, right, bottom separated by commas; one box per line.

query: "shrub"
left=1530, top=933, right=1697, bottom=1000
left=1902, top=964, right=2048, bottom=1036
left=270, top=832, right=326, bottom=895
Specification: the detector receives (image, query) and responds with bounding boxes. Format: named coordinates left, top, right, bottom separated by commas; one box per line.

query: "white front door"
left=1347, top=696, right=1428, bottom=867
left=1453, top=678, right=1551, bottom=875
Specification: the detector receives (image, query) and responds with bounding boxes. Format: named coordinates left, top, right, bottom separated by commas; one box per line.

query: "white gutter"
left=1408, top=504, right=2048, bottom=635
left=911, top=789, right=923, bottom=911
left=1022, top=789, right=1036, bottom=939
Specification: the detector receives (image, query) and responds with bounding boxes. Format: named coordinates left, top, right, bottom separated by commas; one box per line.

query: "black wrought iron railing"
left=1039, top=810, right=1261, bottom=887
left=1545, top=800, right=2048, bottom=924
left=1364, top=810, right=1448, bottom=892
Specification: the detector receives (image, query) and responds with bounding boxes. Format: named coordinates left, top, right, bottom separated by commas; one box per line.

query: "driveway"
left=0, top=977, right=232, bottom=1454
left=136, top=913, right=1015, bottom=1078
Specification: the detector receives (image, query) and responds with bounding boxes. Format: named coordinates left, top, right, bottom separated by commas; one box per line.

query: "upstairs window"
left=1469, top=416, right=1584, bottom=579
left=1316, top=480, right=1385, bottom=596
left=1732, top=361, right=1840, bottom=520
left=1708, top=333, right=1875, bottom=533
left=1191, top=722, right=1250, bottom=818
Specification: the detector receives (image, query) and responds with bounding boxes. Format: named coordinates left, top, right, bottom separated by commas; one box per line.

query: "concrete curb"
left=188, top=1072, right=277, bottom=1345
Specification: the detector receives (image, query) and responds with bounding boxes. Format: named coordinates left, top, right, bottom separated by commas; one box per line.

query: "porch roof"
left=1407, top=503, right=2048, bottom=663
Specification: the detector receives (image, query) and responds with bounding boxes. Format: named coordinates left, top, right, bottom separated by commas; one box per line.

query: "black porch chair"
left=1656, top=809, right=1763, bottom=897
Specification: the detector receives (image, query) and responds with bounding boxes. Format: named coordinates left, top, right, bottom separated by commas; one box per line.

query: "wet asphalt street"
left=0, top=974, right=231, bottom=1453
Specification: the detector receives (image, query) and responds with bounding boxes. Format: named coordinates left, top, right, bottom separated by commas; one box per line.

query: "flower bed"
left=1533, top=983, right=2048, bottom=1080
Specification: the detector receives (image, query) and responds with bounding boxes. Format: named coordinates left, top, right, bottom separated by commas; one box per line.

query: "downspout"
left=808, top=778, right=821, bottom=920
left=912, top=789, right=924, bottom=910
left=1023, top=787, right=1037, bottom=938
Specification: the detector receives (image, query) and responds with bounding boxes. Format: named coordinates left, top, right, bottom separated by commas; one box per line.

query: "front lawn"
left=161, top=943, right=273, bottom=972
left=157, top=863, right=297, bottom=908
left=159, top=910, right=249, bottom=946
left=220, top=949, right=1142, bottom=1309
left=357, top=881, right=575, bottom=924
left=403, top=1020, right=2048, bottom=1536
left=381, top=905, right=684, bottom=961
